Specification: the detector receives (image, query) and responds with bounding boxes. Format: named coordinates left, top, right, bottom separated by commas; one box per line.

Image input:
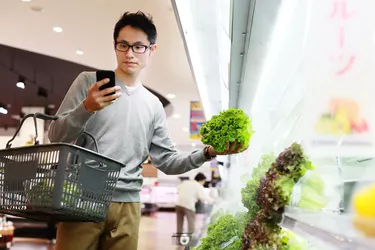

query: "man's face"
left=114, top=25, right=157, bottom=75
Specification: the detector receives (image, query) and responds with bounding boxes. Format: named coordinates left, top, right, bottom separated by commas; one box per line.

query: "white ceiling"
left=0, top=0, right=205, bottom=151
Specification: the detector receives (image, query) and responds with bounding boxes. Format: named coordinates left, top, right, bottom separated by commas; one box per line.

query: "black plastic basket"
left=0, top=113, right=123, bottom=222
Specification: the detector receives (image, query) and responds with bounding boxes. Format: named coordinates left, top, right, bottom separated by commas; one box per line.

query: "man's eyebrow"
left=117, top=40, right=146, bottom=45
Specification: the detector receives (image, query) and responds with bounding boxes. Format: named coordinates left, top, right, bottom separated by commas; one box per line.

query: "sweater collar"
left=115, top=76, right=142, bottom=95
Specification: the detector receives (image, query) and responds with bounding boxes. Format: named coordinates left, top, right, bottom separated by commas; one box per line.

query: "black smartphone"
left=96, top=70, right=116, bottom=96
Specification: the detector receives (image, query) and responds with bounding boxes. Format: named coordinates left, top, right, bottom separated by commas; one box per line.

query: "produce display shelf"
left=282, top=213, right=375, bottom=250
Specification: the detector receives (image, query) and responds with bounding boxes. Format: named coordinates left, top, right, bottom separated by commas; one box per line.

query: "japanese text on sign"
left=330, top=0, right=356, bottom=75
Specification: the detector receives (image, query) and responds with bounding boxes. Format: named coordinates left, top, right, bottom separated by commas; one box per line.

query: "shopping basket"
left=172, top=233, right=193, bottom=250
left=0, top=113, right=123, bottom=222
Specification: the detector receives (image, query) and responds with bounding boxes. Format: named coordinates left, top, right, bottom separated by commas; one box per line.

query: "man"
left=175, top=173, right=214, bottom=234
left=48, top=11, right=245, bottom=250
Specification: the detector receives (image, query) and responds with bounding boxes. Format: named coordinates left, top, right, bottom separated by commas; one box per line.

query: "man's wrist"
left=83, top=100, right=95, bottom=113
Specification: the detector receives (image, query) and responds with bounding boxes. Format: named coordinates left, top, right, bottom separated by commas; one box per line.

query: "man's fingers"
left=98, top=92, right=121, bottom=103
left=96, top=78, right=110, bottom=88
left=98, top=99, right=116, bottom=109
left=236, top=142, right=243, bottom=151
left=99, top=86, right=121, bottom=96
left=96, top=79, right=121, bottom=94
left=229, top=141, right=237, bottom=152
left=222, top=142, right=230, bottom=154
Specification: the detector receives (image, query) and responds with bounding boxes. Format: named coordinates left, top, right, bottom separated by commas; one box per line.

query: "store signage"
left=210, top=159, right=221, bottom=179
left=189, top=101, right=206, bottom=140
left=302, top=0, right=375, bottom=157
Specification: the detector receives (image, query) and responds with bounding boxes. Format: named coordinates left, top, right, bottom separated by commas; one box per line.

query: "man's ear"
left=150, top=44, right=158, bottom=56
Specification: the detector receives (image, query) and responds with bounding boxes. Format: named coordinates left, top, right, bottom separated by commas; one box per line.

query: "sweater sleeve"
left=149, top=101, right=207, bottom=175
left=48, top=72, right=95, bottom=143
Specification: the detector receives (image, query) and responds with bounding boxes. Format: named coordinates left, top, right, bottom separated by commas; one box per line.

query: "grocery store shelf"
left=282, top=212, right=375, bottom=250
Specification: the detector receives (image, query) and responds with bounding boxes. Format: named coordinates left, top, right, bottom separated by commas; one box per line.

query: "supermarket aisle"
left=10, top=212, right=205, bottom=250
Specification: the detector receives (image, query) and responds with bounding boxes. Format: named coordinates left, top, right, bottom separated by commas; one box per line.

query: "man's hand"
left=208, top=141, right=248, bottom=157
left=83, top=78, right=122, bottom=113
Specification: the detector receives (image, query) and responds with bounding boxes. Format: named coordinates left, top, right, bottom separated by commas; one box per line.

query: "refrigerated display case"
left=140, top=185, right=158, bottom=215
left=174, top=0, right=375, bottom=249
left=226, top=0, right=375, bottom=249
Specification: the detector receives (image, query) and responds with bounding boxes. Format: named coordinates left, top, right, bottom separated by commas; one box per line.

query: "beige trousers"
left=55, top=202, right=141, bottom=250
left=175, top=205, right=196, bottom=234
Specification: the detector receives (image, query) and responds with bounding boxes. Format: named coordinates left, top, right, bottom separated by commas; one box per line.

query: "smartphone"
left=96, top=70, right=116, bottom=96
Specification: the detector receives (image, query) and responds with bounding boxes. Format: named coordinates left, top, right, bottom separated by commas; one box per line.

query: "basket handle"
left=6, top=113, right=56, bottom=149
left=5, top=113, right=99, bottom=153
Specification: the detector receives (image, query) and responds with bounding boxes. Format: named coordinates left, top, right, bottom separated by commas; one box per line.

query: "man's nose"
left=125, top=48, right=134, bottom=58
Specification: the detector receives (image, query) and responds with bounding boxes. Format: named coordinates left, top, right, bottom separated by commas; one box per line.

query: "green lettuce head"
left=200, top=108, right=254, bottom=153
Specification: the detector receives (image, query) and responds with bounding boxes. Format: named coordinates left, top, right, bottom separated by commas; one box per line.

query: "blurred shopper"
left=48, top=11, right=245, bottom=250
left=175, top=173, right=214, bottom=234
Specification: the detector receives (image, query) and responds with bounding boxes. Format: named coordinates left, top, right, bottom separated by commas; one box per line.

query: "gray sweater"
left=48, top=71, right=207, bottom=202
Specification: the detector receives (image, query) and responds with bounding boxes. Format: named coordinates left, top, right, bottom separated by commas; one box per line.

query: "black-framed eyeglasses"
left=115, top=42, right=153, bottom=54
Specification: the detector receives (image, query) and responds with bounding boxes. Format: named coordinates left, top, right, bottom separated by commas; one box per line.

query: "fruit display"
left=352, top=183, right=375, bottom=237
left=315, top=98, right=368, bottom=135
left=200, top=108, right=254, bottom=153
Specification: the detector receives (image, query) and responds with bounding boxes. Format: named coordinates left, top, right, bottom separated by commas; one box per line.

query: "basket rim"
left=0, top=209, right=106, bottom=222
left=0, top=142, right=125, bottom=168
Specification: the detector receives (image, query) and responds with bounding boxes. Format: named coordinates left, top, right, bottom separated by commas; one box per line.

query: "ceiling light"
left=0, top=103, right=8, bottom=115
left=53, top=26, right=63, bottom=33
left=167, top=94, right=176, bottom=99
left=182, top=127, right=189, bottom=132
left=0, top=107, right=8, bottom=115
left=172, top=114, right=181, bottom=118
left=22, top=0, right=31, bottom=2
left=76, top=50, right=84, bottom=55
left=16, top=76, right=25, bottom=89
left=16, top=82, right=25, bottom=89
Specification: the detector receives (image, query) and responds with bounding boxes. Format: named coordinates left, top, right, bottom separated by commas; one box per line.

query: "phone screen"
left=96, top=70, right=116, bottom=96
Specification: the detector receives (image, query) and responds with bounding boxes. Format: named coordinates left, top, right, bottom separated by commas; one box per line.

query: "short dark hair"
left=194, top=173, right=206, bottom=182
left=113, top=11, right=157, bottom=44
